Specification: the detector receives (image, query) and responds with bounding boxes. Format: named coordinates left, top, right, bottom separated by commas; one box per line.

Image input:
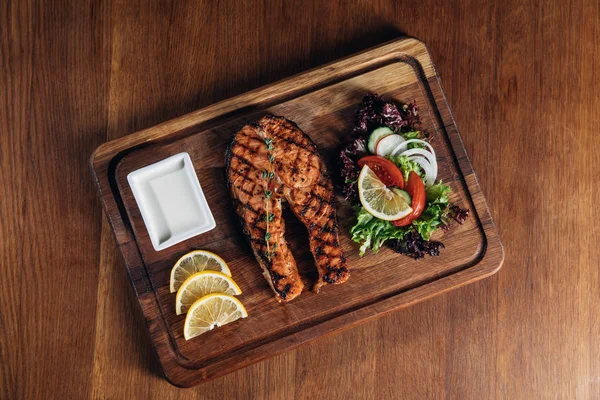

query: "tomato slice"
left=357, top=156, right=404, bottom=189
left=391, top=171, right=426, bottom=226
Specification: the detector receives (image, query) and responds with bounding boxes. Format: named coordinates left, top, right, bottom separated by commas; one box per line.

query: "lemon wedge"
left=183, top=293, right=248, bottom=340
left=358, top=165, right=413, bottom=221
left=176, top=271, right=242, bottom=315
left=170, top=250, right=231, bottom=293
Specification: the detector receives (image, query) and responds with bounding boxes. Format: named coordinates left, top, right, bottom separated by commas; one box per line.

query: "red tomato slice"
left=357, top=156, right=404, bottom=189
left=392, top=171, right=426, bottom=226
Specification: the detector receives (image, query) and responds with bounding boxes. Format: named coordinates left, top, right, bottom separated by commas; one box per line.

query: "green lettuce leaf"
left=400, top=130, right=426, bottom=149
left=412, top=182, right=453, bottom=240
left=412, top=206, right=443, bottom=240
left=400, top=130, right=420, bottom=140
left=388, top=154, right=423, bottom=181
left=350, top=207, right=409, bottom=256
left=426, top=182, right=451, bottom=204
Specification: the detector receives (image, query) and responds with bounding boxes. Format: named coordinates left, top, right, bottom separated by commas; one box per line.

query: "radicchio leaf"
left=353, top=93, right=421, bottom=135
left=390, top=230, right=445, bottom=259
left=339, top=136, right=368, bottom=201
left=449, top=205, right=470, bottom=224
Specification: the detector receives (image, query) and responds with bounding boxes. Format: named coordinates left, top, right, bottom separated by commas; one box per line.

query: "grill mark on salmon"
left=226, top=115, right=349, bottom=301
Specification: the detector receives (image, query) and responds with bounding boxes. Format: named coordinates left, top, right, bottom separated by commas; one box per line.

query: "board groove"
left=90, top=38, right=503, bottom=387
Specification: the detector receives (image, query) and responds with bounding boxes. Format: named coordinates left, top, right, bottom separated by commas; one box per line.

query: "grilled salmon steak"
left=226, top=115, right=349, bottom=302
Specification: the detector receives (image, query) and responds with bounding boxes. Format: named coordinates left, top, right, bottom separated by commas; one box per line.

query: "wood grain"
left=1, top=0, right=599, bottom=398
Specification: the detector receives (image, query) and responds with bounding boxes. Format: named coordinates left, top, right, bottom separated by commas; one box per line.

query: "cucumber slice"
left=367, top=127, right=394, bottom=153
left=375, top=134, right=406, bottom=157
left=392, top=188, right=412, bottom=204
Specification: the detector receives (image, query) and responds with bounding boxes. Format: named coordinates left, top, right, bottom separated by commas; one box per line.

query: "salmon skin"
left=226, top=115, right=349, bottom=302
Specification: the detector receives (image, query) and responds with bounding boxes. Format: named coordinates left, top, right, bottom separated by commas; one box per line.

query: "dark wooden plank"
left=2, top=0, right=600, bottom=398
left=0, top=1, right=112, bottom=398
left=490, top=0, right=600, bottom=398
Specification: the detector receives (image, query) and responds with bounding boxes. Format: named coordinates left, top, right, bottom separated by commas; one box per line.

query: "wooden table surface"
left=1, top=1, right=598, bottom=398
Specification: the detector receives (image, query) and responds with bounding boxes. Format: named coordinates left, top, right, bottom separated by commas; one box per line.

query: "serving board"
left=90, top=38, right=504, bottom=387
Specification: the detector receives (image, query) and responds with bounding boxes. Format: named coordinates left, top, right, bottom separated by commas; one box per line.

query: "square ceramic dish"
left=127, top=152, right=215, bottom=251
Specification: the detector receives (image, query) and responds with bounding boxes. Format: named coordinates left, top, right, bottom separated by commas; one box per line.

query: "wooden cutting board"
left=90, top=37, right=504, bottom=388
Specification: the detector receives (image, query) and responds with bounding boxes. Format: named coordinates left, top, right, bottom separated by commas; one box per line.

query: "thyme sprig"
left=263, top=137, right=277, bottom=261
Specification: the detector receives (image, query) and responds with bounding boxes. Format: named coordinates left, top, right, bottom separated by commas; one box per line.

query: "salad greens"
left=389, top=154, right=422, bottom=181
left=413, top=183, right=452, bottom=241
left=400, top=130, right=420, bottom=140
left=350, top=181, right=452, bottom=255
left=350, top=207, right=408, bottom=256
left=339, top=93, right=469, bottom=259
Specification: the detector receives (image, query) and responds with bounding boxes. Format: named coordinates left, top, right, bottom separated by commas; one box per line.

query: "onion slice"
left=401, top=148, right=438, bottom=176
left=390, top=138, right=439, bottom=186
left=391, top=139, right=436, bottom=158
left=376, top=134, right=406, bottom=157
left=410, top=156, right=436, bottom=186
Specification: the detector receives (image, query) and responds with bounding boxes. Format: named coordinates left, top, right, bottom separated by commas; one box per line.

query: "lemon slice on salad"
left=170, top=250, right=231, bottom=293
left=358, top=165, right=413, bottom=221
left=176, top=271, right=242, bottom=315
left=183, top=293, right=248, bottom=340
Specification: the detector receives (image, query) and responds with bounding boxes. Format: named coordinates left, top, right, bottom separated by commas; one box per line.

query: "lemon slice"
left=176, top=271, right=242, bottom=315
left=183, top=293, right=248, bottom=340
left=170, top=250, right=231, bottom=293
left=358, top=165, right=413, bottom=221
